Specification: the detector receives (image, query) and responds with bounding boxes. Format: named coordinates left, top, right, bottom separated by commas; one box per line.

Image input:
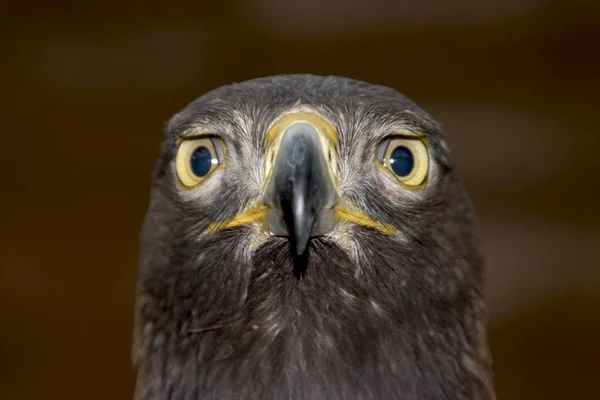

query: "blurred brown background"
left=1, top=0, right=599, bottom=399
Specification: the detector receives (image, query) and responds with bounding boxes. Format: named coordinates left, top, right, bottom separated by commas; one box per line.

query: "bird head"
left=133, top=75, right=494, bottom=400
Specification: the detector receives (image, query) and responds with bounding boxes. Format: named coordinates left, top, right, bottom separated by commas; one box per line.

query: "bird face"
left=135, top=75, right=493, bottom=400
left=176, top=109, right=425, bottom=255
left=160, top=96, right=450, bottom=272
left=138, top=74, right=480, bottom=318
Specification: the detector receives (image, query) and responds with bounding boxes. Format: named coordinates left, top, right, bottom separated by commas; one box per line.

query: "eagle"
left=132, top=74, right=496, bottom=400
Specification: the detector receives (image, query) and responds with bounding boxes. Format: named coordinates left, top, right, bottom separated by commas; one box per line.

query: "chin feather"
left=134, top=232, right=492, bottom=400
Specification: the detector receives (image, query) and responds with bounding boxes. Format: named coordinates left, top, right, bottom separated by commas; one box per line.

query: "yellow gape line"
left=334, top=205, right=397, bottom=236
left=208, top=204, right=397, bottom=236
left=206, top=111, right=398, bottom=238
left=207, top=205, right=268, bottom=233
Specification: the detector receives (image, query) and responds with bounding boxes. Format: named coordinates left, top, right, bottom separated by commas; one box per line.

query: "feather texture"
left=134, top=74, right=495, bottom=400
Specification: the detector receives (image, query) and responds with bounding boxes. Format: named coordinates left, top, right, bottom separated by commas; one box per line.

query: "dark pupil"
left=389, top=146, right=414, bottom=177
left=190, top=146, right=213, bottom=177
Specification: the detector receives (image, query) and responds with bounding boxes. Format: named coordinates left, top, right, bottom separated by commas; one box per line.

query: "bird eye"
left=175, top=137, right=225, bottom=187
left=377, top=137, right=429, bottom=187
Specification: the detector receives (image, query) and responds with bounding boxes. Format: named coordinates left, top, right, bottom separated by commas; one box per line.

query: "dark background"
left=1, top=1, right=599, bottom=399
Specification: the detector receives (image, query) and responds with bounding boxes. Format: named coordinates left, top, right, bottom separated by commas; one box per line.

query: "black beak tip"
left=293, top=238, right=309, bottom=256
left=283, top=204, right=311, bottom=256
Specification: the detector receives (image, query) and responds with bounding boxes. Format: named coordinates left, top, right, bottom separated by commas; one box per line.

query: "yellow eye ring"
left=175, top=137, right=225, bottom=188
left=377, top=136, right=429, bottom=187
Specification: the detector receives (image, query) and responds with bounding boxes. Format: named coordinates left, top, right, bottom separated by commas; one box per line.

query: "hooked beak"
left=264, top=119, right=338, bottom=255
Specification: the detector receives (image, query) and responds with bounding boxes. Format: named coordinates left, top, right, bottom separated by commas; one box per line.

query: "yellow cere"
left=265, top=112, right=338, bottom=146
